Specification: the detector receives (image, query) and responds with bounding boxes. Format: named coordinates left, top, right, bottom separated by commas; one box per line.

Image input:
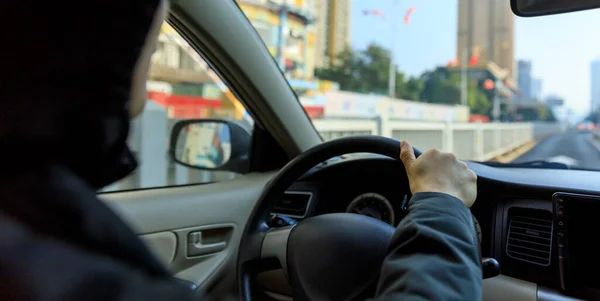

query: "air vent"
left=506, top=208, right=553, bottom=266
left=272, top=191, right=312, bottom=218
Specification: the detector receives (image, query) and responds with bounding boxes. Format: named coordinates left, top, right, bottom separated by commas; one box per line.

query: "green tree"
left=537, top=105, right=557, bottom=121
left=514, top=105, right=557, bottom=121
left=360, top=44, right=392, bottom=95
left=467, top=81, right=491, bottom=115
left=315, top=43, right=424, bottom=100
left=315, top=46, right=366, bottom=93
left=316, top=44, right=495, bottom=116
left=401, top=77, right=424, bottom=101
left=419, top=68, right=460, bottom=105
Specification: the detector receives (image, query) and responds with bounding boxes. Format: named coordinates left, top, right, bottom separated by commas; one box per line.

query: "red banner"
left=303, top=105, right=324, bottom=119
left=148, top=91, right=222, bottom=119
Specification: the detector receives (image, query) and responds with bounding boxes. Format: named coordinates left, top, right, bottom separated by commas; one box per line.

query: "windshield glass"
left=238, top=0, right=600, bottom=170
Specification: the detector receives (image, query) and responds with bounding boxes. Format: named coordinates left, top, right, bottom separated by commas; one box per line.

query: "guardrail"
left=314, top=118, right=566, bottom=161
left=101, top=106, right=566, bottom=192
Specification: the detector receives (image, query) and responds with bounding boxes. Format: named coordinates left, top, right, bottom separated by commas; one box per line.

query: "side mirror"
left=511, top=0, right=600, bottom=17
left=169, top=119, right=251, bottom=174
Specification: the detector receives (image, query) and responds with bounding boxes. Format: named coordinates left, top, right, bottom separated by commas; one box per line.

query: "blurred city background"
left=103, top=0, right=600, bottom=191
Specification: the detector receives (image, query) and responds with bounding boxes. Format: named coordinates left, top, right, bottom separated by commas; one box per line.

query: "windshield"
left=238, top=0, right=600, bottom=170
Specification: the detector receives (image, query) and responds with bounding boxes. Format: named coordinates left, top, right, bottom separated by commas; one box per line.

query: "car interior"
left=99, top=0, right=600, bottom=300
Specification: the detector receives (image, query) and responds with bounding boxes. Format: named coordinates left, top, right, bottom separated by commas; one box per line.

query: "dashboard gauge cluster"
left=346, top=193, right=395, bottom=225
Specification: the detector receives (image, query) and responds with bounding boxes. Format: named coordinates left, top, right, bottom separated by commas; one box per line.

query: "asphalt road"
left=512, top=132, right=600, bottom=170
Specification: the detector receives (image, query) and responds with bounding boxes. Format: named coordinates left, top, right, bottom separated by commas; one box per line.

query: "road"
left=513, top=132, right=600, bottom=170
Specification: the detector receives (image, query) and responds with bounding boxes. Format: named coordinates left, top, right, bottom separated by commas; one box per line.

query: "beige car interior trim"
left=139, top=231, right=177, bottom=266
left=538, top=286, right=586, bottom=301
left=100, top=172, right=275, bottom=288
left=483, top=275, right=536, bottom=301
left=101, top=172, right=272, bottom=234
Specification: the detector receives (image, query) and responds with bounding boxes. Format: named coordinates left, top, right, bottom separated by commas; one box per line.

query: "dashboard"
left=270, top=154, right=600, bottom=301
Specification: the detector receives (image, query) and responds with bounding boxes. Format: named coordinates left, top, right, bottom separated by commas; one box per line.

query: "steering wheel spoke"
left=260, top=226, right=292, bottom=279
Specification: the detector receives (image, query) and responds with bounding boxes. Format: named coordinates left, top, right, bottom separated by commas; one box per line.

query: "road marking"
left=492, top=140, right=538, bottom=163
left=547, top=155, right=579, bottom=167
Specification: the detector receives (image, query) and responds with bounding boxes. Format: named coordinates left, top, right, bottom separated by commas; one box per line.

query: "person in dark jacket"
left=372, top=141, right=481, bottom=300
left=0, top=1, right=480, bottom=301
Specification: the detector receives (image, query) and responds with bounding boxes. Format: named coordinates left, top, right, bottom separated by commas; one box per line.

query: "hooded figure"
left=0, top=1, right=199, bottom=300
left=0, top=1, right=482, bottom=300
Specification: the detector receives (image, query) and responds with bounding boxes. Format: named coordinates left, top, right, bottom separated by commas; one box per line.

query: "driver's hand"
left=399, top=141, right=477, bottom=208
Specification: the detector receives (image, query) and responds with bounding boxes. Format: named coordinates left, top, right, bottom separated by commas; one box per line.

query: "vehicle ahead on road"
left=577, top=120, right=598, bottom=131
left=97, top=1, right=600, bottom=301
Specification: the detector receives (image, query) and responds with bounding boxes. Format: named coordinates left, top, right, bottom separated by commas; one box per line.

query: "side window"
left=102, top=22, right=254, bottom=192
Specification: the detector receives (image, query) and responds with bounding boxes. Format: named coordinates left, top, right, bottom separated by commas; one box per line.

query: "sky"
left=350, top=0, right=600, bottom=116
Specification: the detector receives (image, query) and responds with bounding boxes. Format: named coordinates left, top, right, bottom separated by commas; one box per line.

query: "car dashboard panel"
left=274, top=158, right=410, bottom=227
left=552, top=193, right=600, bottom=299
left=267, top=155, right=600, bottom=301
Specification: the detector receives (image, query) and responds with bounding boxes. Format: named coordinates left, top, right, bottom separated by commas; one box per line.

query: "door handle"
left=187, top=231, right=227, bottom=257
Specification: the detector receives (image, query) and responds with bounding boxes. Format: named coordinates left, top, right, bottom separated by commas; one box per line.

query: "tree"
left=402, top=77, right=424, bottom=101
left=419, top=68, right=460, bottom=105
left=315, top=46, right=366, bottom=93
left=467, top=81, right=491, bottom=115
left=537, top=105, right=557, bottom=122
left=514, top=105, right=557, bottom=122
left=315, top=44, right=491, bottom=116
left=315, top=43, right=424, bottom=100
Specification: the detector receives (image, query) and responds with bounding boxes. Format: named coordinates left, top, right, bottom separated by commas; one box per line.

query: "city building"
left=457, top=0, right=515, bottom=78
left=149, top=23, right=237, bottom=119
left=237, top=0, right=317, bottom=80
left=517, top=60, right=532, bottom=102
left=531, top=78, right=542, bottom=101
left=237, top=0, right=342, bottom=109
left=591, top=59, right=600, bottom=113
left=314, top=0, right=352, bottom=67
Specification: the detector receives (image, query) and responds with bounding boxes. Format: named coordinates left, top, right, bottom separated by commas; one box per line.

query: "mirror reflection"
left=174, top=122, right=231, bottom=169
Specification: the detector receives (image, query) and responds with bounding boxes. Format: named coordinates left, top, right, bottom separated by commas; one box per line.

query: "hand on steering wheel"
left=399, top=141, right=477, bottom=208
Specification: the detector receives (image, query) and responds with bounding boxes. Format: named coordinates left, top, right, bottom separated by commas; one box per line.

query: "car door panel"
left=99, top=171, right=275, bottom=288
left=139, top=231, right=178, bottom=266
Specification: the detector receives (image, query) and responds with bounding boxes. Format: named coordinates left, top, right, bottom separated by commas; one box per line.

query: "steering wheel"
left=237, top=135, right=422, bottom=300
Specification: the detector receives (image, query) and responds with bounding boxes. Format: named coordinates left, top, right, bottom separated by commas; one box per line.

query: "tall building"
left=314, top=0, right=352, bottom=67
left=531, top=78, right=542, bottom=101
left=237, top=0, right=316, bottom=80
left=457, top=0, right=515, bottom=78
left=517, top=60, right=532, bottom=102
left=591, top=60, right=600, bottom=113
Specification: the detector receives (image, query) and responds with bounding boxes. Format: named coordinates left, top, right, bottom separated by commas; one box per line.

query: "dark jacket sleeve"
left=0, top=215, right=197, bottom=301
left=370, top=192, right=482, bottom=301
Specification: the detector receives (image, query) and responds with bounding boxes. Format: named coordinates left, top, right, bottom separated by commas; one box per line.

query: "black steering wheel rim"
left=237, top=135, right=422, bottom=300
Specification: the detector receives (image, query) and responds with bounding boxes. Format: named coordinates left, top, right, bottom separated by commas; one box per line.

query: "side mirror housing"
left=511, top=0, right=600, bottom=17
left=169, top=119, right=251, bottom=174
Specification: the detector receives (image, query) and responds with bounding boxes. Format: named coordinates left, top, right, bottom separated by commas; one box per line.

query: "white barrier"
left=314, top=118, right=565, bottom=161
left=101, top=111, right=565, bottom=192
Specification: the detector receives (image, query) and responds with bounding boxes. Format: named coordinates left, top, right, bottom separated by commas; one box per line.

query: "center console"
left=553, top=192, right=600, bottom=300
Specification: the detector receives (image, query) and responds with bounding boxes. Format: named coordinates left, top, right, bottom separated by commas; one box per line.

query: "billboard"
left=324, top=91, right=379, bottom=117
left=323, top=91, right=470, bottom=122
